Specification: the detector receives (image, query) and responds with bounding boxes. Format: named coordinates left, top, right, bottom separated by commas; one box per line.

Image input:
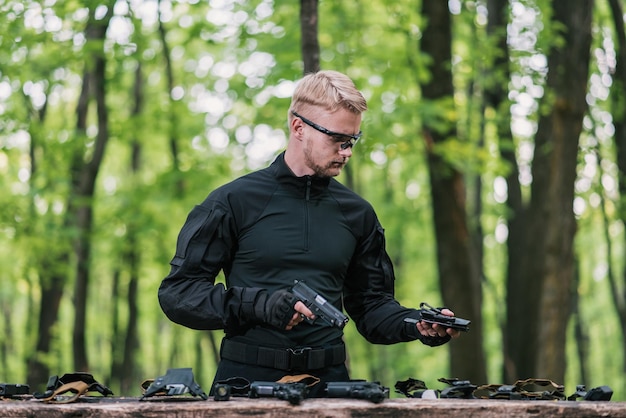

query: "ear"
left=290, top=116, right=305, bottom=140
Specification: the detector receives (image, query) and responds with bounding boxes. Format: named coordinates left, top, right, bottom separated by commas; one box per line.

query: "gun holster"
left=394, top=377, right=428, bottom=398
left=438, top=377, right=477, bottom=399
left=568, top=384, right=613, bottom=401
left=33, top=372, right=113, bottom=403
left=141, top=368, right=208, bottom=400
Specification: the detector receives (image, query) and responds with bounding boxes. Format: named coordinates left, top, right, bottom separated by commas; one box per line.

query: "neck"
left=284, top=147, right=314, bottom=177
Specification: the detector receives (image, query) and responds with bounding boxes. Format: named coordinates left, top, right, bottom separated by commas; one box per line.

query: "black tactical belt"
left=220, top=339, right=346, bottom=372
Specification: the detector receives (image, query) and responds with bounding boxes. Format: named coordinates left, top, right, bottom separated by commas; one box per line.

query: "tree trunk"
left=572, top=260, right=589, bottom=386
left=110, top=268, right=123, bottom=387
left=420, top=0, right=487, bottom=383
left=120, top=235, right=140, bottom=393
left=27, top=256, right=67, bottom=387
left=484, top=0, right=527, bottom=383
left=521, top=0, right=593, bottom=382
left=157, top=0, right=182, bottom=182
left=606, top=0, right=626, bottom=396
left=117, top=63, right=144, bottom=395
left=300, top=0, right=320, bottom=74
left=21, top=72, right=54, bottom=388
left=72, top=5, right=114, bottom=372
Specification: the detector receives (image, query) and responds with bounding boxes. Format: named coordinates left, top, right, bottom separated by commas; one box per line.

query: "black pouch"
left=213, top=376, right=251, bottom=398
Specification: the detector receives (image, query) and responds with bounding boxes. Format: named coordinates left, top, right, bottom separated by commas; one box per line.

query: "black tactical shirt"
left=158, top=152, right=449, bottom=349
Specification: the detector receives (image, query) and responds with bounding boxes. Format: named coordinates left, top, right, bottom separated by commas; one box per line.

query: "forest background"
left=2, top=0, right=626, bottom=400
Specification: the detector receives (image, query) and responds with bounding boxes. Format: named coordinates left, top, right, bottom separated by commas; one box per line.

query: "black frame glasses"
left=291, top=111, right=362, bottom=150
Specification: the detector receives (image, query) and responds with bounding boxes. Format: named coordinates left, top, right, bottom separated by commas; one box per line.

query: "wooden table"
left=0, top=396, right=623, bottom=417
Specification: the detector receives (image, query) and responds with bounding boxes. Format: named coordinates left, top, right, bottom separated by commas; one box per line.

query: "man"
left=158, top=70, right=460, bottom=397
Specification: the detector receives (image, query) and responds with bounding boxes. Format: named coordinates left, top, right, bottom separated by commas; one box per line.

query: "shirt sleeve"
left=343, top=216, right=450, bottom=347
left=157, top=199, right=264, bottom=332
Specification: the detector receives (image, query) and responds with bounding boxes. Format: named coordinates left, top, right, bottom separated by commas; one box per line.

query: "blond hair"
left=288, top=70, right=367, bottom=119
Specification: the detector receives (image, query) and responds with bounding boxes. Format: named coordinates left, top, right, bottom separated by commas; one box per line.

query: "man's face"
left=297, top=108, right=362, bottom=178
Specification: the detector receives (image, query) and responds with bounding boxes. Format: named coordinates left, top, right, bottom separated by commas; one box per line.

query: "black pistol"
left=249, top=381, right=308, bottom=405
left=0, top=384, right=30, bottom=398
left=292, top=281, right=349, bottom=329
left=417, top=302, right=471, bottom=332
left=326, top=381, right=390, bottom=404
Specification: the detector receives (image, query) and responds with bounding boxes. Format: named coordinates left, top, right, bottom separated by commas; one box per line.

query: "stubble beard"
left=304, top=148, right=345, bottom=178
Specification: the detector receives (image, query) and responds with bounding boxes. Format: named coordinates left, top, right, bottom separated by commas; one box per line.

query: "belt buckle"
left=288, top=347, right=312, bottom=371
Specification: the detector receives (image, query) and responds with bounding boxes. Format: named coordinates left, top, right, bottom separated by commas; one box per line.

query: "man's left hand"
left=417, top=308, right=461, bottom=339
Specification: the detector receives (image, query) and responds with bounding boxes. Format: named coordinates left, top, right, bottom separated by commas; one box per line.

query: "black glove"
left=247, top=290, right=298, bottom=329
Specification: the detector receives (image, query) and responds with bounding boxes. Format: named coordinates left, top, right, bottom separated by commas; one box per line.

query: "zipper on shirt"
left=304, top=177, right=311, bottom=251
left=305, top=177, right=311, bottom=201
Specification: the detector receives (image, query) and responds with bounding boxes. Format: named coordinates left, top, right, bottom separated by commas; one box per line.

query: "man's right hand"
left=286, top=301, right=315, bottom=330
left=255, top=290, right=313, bottom=330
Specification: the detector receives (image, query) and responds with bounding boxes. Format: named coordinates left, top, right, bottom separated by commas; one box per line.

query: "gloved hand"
left=250, top=290, right=298, bottom=330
